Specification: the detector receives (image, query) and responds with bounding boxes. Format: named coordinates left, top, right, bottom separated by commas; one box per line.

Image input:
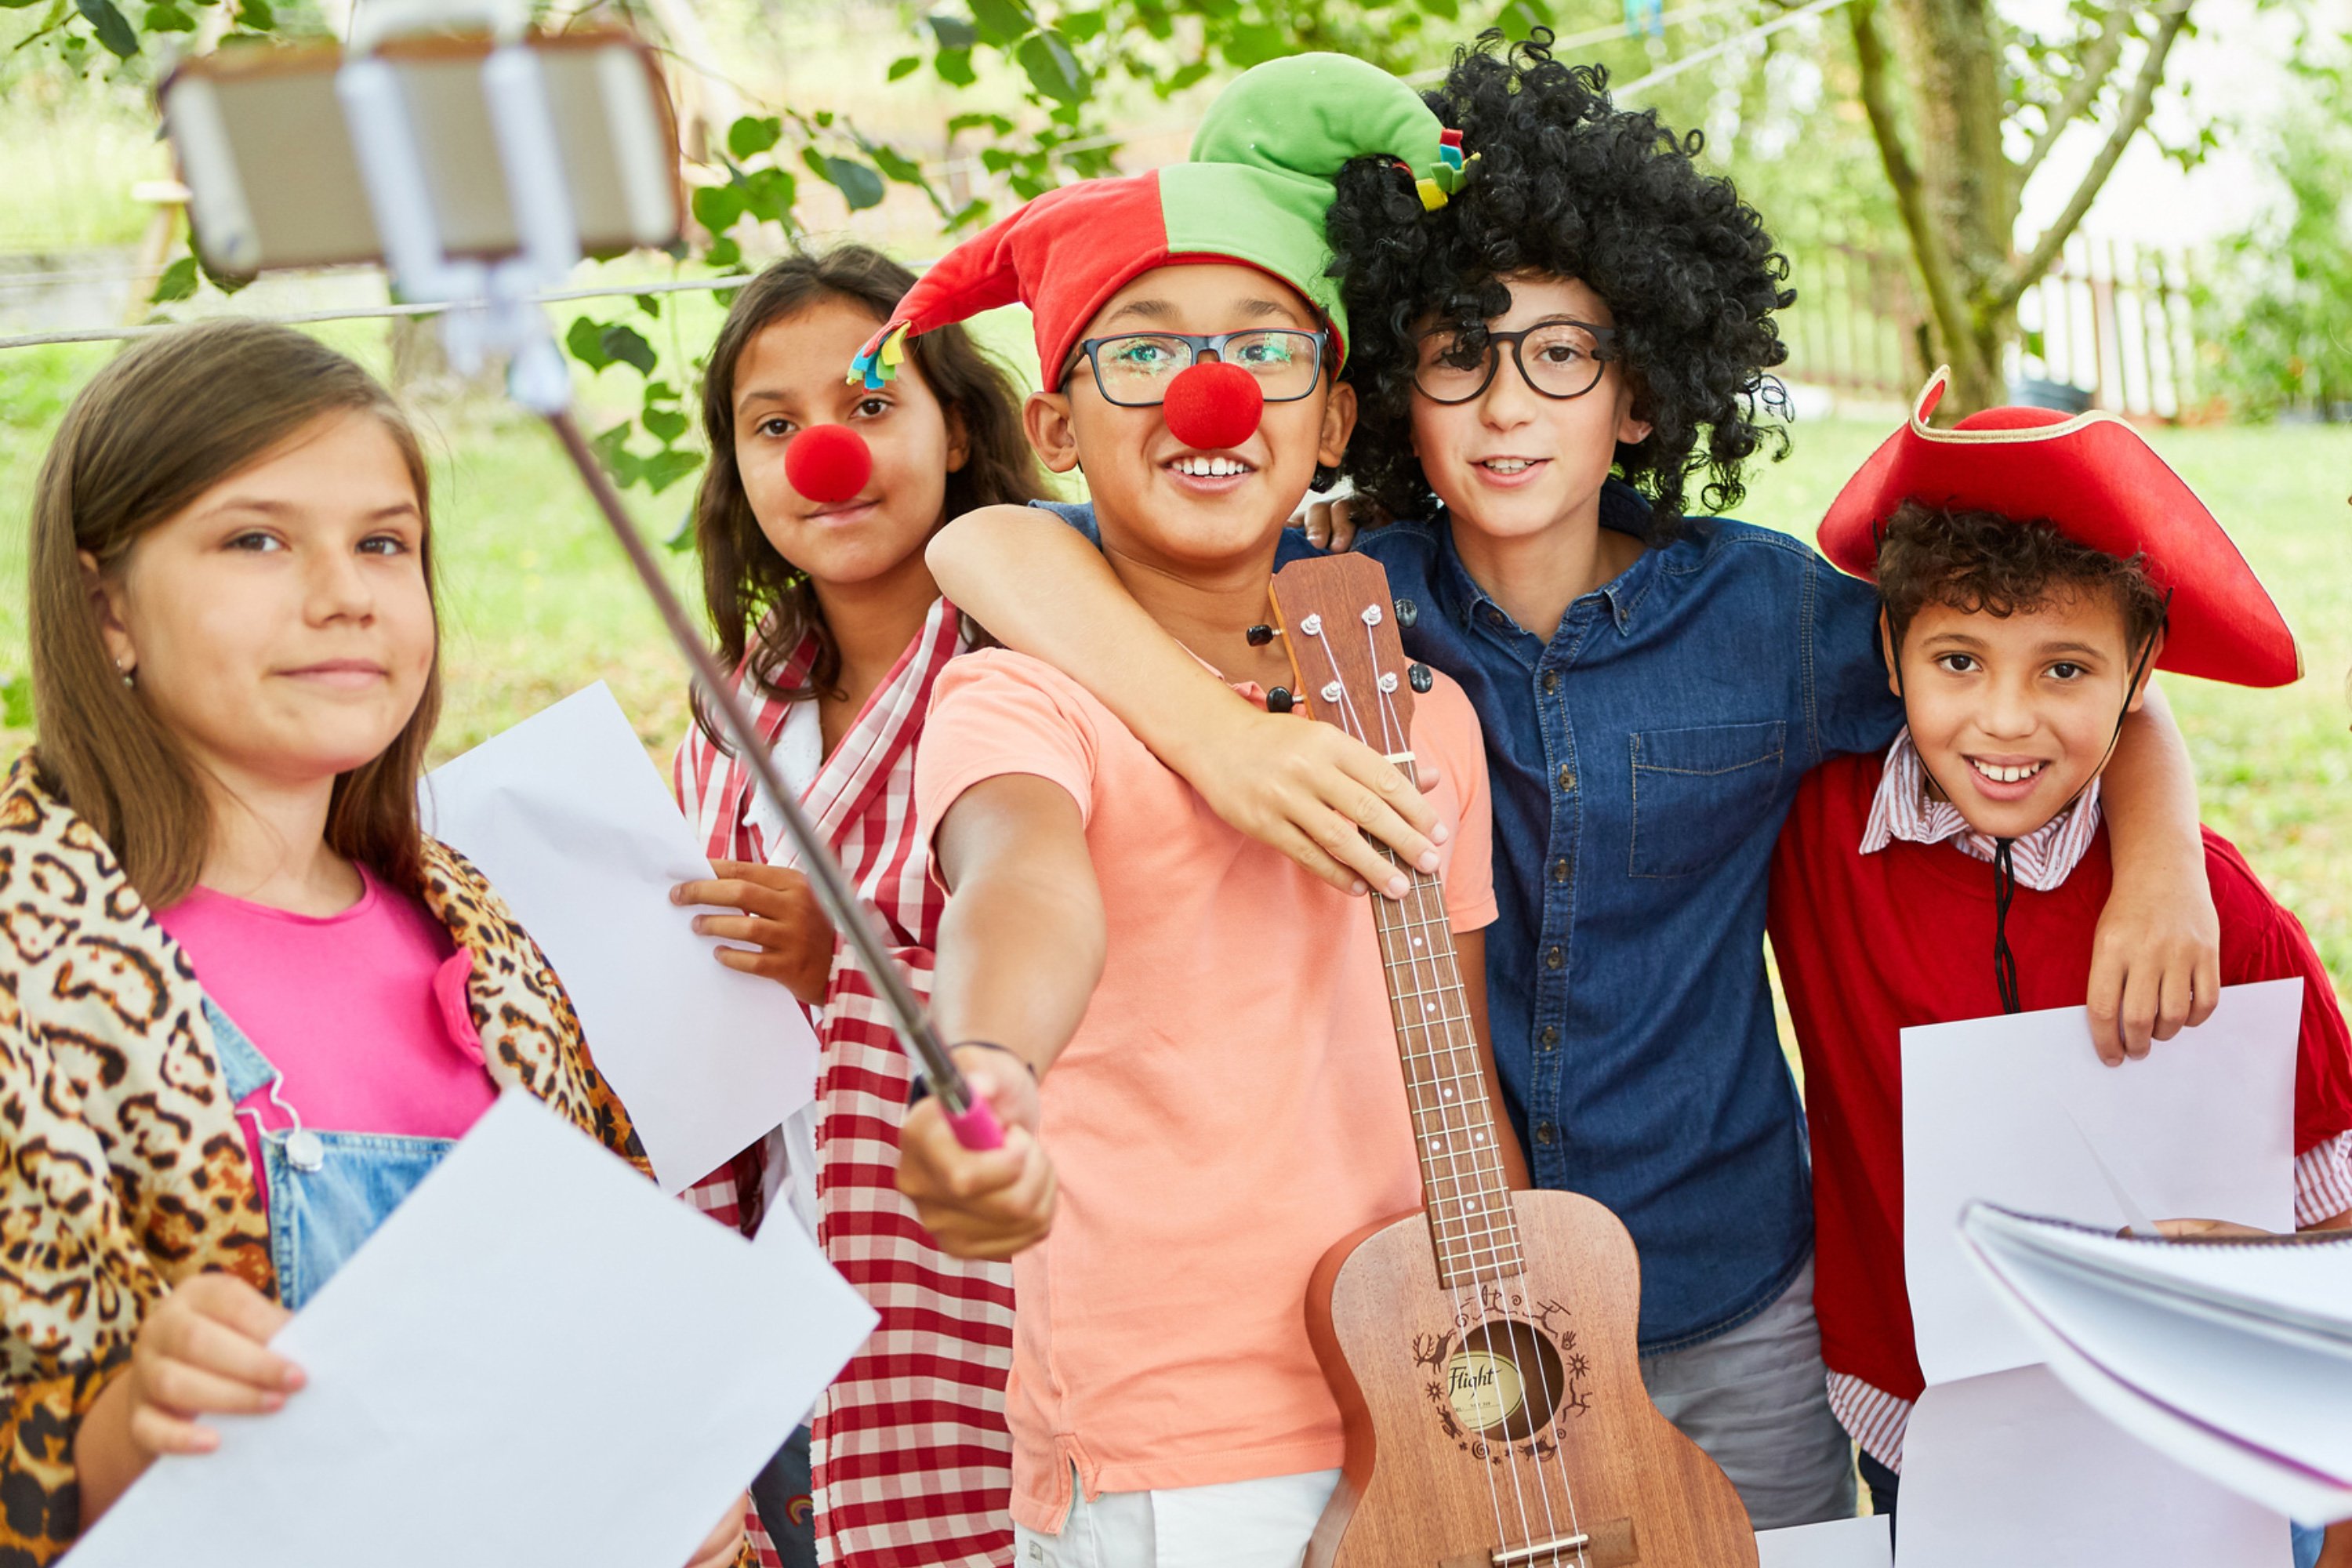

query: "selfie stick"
left=332, top=8, right=1004, bottom=1151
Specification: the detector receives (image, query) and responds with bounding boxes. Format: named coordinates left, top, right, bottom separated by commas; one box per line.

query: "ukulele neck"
left=1372, top=762, right=1525, bottom=1291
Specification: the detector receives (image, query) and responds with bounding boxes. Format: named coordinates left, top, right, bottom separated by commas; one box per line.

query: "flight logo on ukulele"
left=1412, top=1286, right=1591, bottom=1464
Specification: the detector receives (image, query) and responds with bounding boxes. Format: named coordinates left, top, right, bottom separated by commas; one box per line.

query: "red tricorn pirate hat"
left=1819, top=368, right=2301, bottom=688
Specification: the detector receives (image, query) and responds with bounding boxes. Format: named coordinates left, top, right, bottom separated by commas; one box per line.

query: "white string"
left=1354, top=615, right=1590, bottom=1567
left=1301, top=610, right=1548, bottom=1559
left=1612, top=0, right=1856, bottom=99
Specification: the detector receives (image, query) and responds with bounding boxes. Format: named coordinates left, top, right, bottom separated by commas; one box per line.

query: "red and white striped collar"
left=1860, top=729, right=2103, bottom=892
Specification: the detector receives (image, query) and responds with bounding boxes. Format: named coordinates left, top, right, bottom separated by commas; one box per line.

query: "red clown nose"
left=1161, top=361, right=1264, bottom=452
left=785, top=423, right=873, bottom=504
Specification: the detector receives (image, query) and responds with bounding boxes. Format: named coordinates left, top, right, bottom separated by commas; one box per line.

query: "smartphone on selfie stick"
left=161, top=7, right=1004, bottom=1151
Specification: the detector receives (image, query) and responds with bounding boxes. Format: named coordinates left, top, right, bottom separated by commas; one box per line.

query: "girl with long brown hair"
left=0, top=320, right=739, bottom=1568
left=666, top=245, right=1047, bottom=1568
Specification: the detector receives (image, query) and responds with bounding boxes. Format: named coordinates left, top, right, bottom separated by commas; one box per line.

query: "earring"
left=115, top=660, right=133, bottom=688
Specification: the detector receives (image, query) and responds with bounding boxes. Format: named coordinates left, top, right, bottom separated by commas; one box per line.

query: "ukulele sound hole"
left=1445, top=1319, right=1568, bottom=1443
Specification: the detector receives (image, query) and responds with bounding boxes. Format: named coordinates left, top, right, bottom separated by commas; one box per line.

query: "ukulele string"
left=1355, top=614, right=1587, bottom=1566
left=1298, top=612, right=1530, bottom=1557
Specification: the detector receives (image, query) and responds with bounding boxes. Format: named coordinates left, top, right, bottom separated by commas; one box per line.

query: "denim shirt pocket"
left=1627, top=720, right=1789, bottom=878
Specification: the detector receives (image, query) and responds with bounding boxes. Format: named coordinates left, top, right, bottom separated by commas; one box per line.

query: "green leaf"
left=634, top=292, right=660, bottom=318
left=1165, top=60, right=1210, bottom=93
left=815, top=154, right=884, bottom=211
left=142, top=2, right=194, bottom=27
left=742, top=166, right=797, bottom=223
left=1016, top=30, right=1087, bottom=103
left=644, top=378, right=679, bottom=406
left=969, top=0, right=1029, bottom=44
left=947, top=111, right=1014, bottom=136
left=1221, top=19, right=1287, bottom=67
left=641, top=406, right=689, bottom=443
left=2, top=675, right=34, bottom=731
left=1422, top=0, right=1457, bottom=17
left=230, top=0, right=267, bottom=26
left=887, top=53, right=921, bottom=80
left=641, top=448, right=705, bottom=493
left=1060, top=6, right=1104, bottom=41
left=927, top=10, right=975, bottom=47
left=72, top=0, right=137, bottom=57
left=691, top=183, right=746, bottom=236
left=600, top=324, right=657, bottom=376
left=1497, top=0, right=1548, bottom=41
left=151, top=255, right=198, bottom=303
left=935, top=45, right=976, bottom=85
left=705, top=235, right=743, bottom=270
left=727, top=114, right=782, bottom=160
left=566, top=315, right=613, bottom=371
left=868, top=142, right=926, bottom=185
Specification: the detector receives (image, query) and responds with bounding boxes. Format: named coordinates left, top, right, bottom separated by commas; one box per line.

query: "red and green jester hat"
left=848, top=50, right=1471, bottom=397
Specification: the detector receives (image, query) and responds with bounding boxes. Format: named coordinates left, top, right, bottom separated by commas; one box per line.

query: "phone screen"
left=163, top=33, right=680, bottom=276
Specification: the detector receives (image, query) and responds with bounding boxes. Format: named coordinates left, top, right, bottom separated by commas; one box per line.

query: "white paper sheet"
left=71, top=1091, right=877, bottom=1568
left=421, top=682, right=819, bottom=1190
left=1755, top=1515, right=1891, bottom=1568
left=1901, top=978, right=2299, bottom=1385
left=1898, top=1367, right=2288, bottom=1568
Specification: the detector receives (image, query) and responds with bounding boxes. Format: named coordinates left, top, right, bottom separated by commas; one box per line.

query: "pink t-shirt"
left=157, top=867, right=499, bottom=1204
left=915, top=649, right=1497, bottom=1529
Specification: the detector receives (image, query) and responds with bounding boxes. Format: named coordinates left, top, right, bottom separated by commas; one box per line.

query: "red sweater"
left=1766, top=753, right=2352, bottom=1404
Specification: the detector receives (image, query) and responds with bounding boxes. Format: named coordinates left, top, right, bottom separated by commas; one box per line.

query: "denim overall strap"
left=205, top=996, right=459, bottom=1312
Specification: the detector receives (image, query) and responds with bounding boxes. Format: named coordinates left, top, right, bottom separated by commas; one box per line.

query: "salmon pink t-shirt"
left=914, top=648, right=1497, bottom=1530
left=157, top=867, right=499, bottom=1207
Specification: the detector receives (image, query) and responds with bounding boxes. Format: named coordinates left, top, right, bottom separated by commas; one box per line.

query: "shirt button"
left=1536, top=1121, right=1558, bottom=1146
left=1552, top=857, right=1570, bottom=884
left=1538, top=1026, right=1559, bottom=1050
left=1556, top=766, right=1577, bottom=793
left=1545, top=946, right=1564, bottom=971
left=1541, top=670, right=1559, bottom=694
left=1485, top=607, right=1506, bottom=627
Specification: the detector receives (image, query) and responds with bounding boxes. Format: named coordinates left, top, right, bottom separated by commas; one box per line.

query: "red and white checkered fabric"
left=676, top=600, right=1015, bottom=1568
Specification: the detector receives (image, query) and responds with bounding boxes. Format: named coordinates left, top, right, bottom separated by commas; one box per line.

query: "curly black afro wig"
left=1326, top=31, right=1795, bottom=539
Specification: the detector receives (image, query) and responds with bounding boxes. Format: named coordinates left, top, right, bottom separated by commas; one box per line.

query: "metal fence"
left=1779, top=238, right=2205, bottom=420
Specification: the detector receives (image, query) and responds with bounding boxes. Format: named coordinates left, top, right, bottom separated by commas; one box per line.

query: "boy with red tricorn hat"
left=875, top=55, right=1512, bottom=1566
left=1766, top=369, right=2352, bottom=1562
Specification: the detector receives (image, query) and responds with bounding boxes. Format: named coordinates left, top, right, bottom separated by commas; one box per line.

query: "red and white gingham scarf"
left=676, top=598, right=1015, bottom=1568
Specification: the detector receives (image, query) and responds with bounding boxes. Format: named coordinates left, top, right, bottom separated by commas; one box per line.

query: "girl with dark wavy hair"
left=927, top=32, right=2220, bottom=1530
left=667, top=245, right=1046, bottom=1568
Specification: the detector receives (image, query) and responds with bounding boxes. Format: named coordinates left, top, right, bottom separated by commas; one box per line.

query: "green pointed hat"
left=852, top=52, right=1466, bottom=388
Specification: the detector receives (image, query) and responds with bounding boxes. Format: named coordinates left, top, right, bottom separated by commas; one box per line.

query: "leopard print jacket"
left=0, top=753, right=654, bottom=1565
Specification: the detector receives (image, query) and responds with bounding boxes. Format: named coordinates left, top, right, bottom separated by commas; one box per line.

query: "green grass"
left=2, top=337, right=2346, bottom=1004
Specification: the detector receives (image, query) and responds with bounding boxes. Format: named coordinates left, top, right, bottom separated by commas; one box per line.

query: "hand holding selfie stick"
left=328, top=4, right=1004, bottom=1151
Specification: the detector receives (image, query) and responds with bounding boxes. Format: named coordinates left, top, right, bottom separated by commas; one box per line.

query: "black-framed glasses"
left=1065, top=328, right=1330, bottom=408
left=1412, top=320, right=1621, bottom=404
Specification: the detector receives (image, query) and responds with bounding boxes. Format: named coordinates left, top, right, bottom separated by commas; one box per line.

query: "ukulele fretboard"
left=1372, top=772, right=1526, bottom=1291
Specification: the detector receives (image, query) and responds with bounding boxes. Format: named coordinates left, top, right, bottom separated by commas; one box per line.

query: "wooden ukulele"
left=1267, top=554, right=1759, bottom=1568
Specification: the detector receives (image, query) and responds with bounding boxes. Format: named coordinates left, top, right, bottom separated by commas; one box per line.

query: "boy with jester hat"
left=930, top=30, right=2221, bottom=1530
left=1771, top=372, right=2352, bottom=1567
left=884, top=54, right=1511, bottom=1565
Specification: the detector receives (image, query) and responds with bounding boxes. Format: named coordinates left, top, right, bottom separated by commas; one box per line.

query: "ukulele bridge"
left=1441, top=1515, right=1639, bottom=1568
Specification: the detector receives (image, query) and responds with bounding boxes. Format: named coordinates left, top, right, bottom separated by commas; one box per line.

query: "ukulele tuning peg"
left=1394, top=597, right=1420, bottom=629
left=1407, top=663, right=1434, bottom=694
left=1267, top=687, right=1296, bottom=713
left=1246, top=624, right=1276, bottom=647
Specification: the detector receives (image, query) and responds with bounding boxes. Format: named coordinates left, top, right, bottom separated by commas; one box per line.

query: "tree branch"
left=2015, top=1, right=2136, bottom=190
left=1994, top=0, right=2190, bottom=314
left=1849, top=0, right=1972, bottom=365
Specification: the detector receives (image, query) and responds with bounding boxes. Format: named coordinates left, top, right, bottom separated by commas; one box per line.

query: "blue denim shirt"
left=1032, top=489, right=1900, bottom=1348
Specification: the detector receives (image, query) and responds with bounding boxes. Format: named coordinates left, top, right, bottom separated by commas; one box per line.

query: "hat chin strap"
left=1888, top=588, right=2172, bottom=1016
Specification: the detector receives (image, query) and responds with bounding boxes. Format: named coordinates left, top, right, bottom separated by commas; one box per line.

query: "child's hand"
left=1187, top=705, right=1446, bottom=899
left=2147, top=1217, right=2276, bottom=1240
left=2086, top=855, right=2220, bottom=1065
left=681, top=1496, right=749, bottom=1568
left=896, top=1049, right=1054, bottom=1261
left=1293, top=495, right=1386, bottom=553
left=119, top=1272, right=302, bottom=1456
left=674, top=861, right=836, bottom=1007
